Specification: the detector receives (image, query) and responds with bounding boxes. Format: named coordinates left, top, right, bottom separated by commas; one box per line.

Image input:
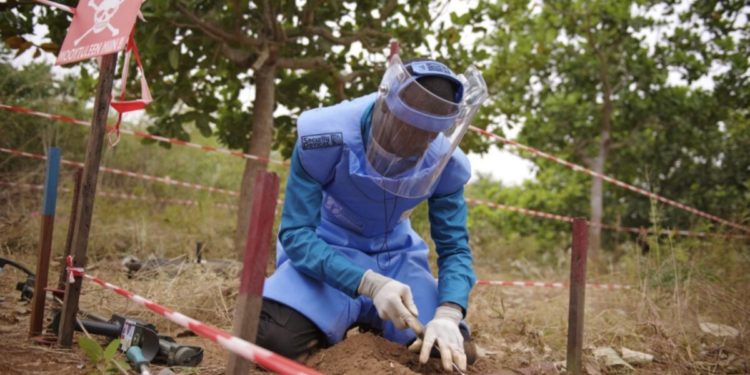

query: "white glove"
left=358, top=270, right=422, bottom=333
left=408, top=305, right=466, bottom=372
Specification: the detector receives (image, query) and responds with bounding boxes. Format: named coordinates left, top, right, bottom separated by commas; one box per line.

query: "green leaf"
left=169, top=49, right=179, bottom=70
left=195, top=116, right=212, bottom=137
left=78, top=336, right=103, bottom=363
left=103, top=338, right=120, bottom=361
left=108, top=359, right=129, bottom=374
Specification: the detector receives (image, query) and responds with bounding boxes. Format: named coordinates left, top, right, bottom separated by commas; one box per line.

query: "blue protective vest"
left=263, top=93, right=475, bottom=344
left=294, top=93, right=471, bottom=250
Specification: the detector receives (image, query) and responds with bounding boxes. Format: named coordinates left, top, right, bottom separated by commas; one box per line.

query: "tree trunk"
left=589, top=65, right=613, bottom=263
left=588, top=137, right=607, bottom=263
left=234, top=64, right=277, bottom=259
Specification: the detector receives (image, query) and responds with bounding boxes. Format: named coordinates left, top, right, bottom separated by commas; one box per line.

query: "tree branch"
left=276, top=56, right=329, bottom=70
left=380, top=0, right=398, bottom=21
left=175, top=2, right=260, bottom=48
left=300, top=0, right=318, bottom=27
left=222, top=44, right=253, bottom=66
left=260, top=0, right=275, bottom=35
left=277, top=57, right=368, bottom=100
left=286, top=26, right=389, bottom=46
left=286, top=0, right=394, bottom=48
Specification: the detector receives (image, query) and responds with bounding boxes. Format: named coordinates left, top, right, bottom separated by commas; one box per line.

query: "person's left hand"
left=408, top=304, right=466, bottom=372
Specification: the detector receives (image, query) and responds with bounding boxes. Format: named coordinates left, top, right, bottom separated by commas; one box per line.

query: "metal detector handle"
left=0, top=256, right=35, bottom=276
left=77, top=320, right=123, bottom=337
left=127, top=346, right=152, bottom=375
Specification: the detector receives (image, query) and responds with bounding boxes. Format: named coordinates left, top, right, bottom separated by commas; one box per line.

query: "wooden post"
left=56, top=168, right=83, bottom=297
left=196, top=241, right=204, bottom=263
left=58, top=53, right=117, bottom=347
left=566, top=218, right=589, bottom=374
left=227, top=170, right=280, bottom=375
left=29, top=147, right=61, bottom=337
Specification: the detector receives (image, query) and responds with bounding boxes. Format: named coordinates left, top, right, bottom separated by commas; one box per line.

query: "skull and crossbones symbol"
left=74, top=0, right=125, bottom=46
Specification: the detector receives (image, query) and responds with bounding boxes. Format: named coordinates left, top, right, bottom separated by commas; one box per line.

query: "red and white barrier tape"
left=465, top=197, right=750, bottom=239
left=1, top=157, right=743, bottom=240
left=3, top=102, right=745, bottom=233
left=4, top=146, right=744, bottom=239
left=469, top=127, right=750, bottom=234
left=0, top=104, right=287, bottom=166
left=0, top=147, right=238, bottom=197
left=0, top=181, right=237, bottom=210
left=64, top=257, right=320, bottom=375
left=596, top=222, right=750, bottom=240
left=5, top=102, right=746, bottom=233
left=475, top=279, right=630, bottom=290
left=65, top=255, right=84, bottom=284
left=465, top=197, right=575, bottom=223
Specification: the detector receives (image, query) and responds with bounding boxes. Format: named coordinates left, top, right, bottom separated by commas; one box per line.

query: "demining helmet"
left=366, top=56, right=488, bottom=198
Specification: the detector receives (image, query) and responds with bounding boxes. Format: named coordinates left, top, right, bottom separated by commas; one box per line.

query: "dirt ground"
left=1, top=251, right=748, bottom=374
left=0, top=270, right=86, bottom=374
left=304, top=332, right=509, bottom=374
left=0, top=255, right=535, bottom=375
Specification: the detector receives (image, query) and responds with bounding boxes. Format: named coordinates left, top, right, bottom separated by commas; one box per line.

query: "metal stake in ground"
left=58, top=53, right=118, bottom=347
left=566, top=218, right=589, bottom=374
left=227, top=170, right=280, bottom=375
left=29, top=147, right=61, bottom=337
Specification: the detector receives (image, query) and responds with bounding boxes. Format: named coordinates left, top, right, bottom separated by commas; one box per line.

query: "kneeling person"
left=257, top=56, right=488, bottom=372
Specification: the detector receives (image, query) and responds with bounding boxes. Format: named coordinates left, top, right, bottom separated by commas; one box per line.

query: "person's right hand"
left=408, top=305, right=466, bottom=372
left=358, top=270, right=423, bottom=333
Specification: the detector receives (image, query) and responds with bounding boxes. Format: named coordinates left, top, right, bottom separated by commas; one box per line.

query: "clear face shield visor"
left=365, top=57, right=488, bottom=198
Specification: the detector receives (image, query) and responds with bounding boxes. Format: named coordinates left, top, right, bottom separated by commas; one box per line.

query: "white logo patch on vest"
left=301, top=132, right=343, bottom=150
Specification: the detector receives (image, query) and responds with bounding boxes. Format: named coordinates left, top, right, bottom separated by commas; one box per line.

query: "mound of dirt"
left=305, top=332, right=504, bottom=374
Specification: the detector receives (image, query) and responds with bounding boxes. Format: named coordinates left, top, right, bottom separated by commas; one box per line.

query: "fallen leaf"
left=620, top=347, right=653, bottom=365
left=593, top=346, right=634, bottom=370
left=699, top=322, right=739, bottom=338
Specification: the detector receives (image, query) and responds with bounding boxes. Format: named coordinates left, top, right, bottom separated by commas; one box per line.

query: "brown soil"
left=0, top=267, right=87, bottom=374
left=305, top=332, right=508, bottom=375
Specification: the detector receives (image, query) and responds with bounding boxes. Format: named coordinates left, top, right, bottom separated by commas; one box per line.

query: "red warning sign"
left=56, top=0, right=143, bottom=65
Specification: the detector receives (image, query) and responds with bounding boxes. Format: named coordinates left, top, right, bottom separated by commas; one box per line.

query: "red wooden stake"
left=29, top=147, right=61, bottom=337
left=227, top=169, right=280, bottom=374
left=566, top=218, right=589, bottom=374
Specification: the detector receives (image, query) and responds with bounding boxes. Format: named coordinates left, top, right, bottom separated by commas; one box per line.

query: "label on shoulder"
left=301, top=132, right=344, bottom=150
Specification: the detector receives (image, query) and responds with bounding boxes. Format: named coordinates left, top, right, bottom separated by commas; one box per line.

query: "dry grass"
left=78, top=261, right=241, bottom=333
